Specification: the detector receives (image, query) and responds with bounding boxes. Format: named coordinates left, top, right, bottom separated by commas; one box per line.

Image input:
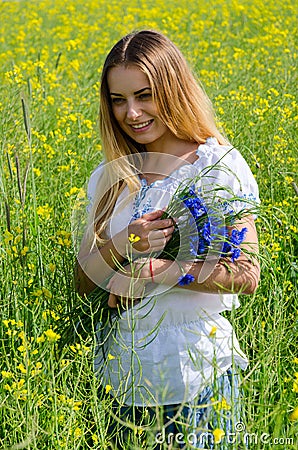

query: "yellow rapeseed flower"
left=289, top=406, right=298, bottom=421
left=213, top=428, right=225, bottom=444
left=33, top=167, right=41, bottom=176
left=105, top=384, right=112, bottom=394
left=65, top=186, right=80, bottom=197
left=20, top=246, right=29, bottom=256
left=128, top=233, right=140, bottom=243
left=211, top=396, right=231, bottom=411
left=36, top=204, right=53, bottom=220
left=4, top=230, right=13, bottom=244
left=44, top=329, right=61, bottom=342
left=74, top=427, right=82, bottom=438
left=17, top=363, right=27, bottom=374
left=209, top=326, right=217, bottom=337
left=92, top=434, right=99, bottom=445
left=1, top=370, right=13, bottom=379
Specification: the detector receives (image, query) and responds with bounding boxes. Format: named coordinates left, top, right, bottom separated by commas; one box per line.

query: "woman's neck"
left=141, top=140, right=201, bottom=185
left=145, top=133, right=199, bottom=157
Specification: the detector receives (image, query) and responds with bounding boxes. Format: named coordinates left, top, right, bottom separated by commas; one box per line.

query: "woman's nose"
left=126, top=100, right=141, bottom=121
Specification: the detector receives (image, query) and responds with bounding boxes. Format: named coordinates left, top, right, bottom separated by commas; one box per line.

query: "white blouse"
left=88, top=137, right=260, bottom=406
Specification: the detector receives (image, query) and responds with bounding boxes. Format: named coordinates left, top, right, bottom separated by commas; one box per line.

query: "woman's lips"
left=130, top=119, right=154, bottom=131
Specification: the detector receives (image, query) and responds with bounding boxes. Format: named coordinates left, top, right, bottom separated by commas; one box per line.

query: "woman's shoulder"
left=195, top=137, right=257, bottom=181
left=194, top=137, right=260, bottom=209
left=195, top=137, right=245, bottom=168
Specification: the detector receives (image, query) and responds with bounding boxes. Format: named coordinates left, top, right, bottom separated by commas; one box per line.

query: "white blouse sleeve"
left=195, top=137, right=260, bottom=218
left=86, top=162, right=104, bottom=214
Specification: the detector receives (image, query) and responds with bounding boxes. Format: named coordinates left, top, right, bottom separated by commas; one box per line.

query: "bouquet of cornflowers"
left=59, top=177, right=250, bottom=347
left=158, top=182, right=248, bottom=286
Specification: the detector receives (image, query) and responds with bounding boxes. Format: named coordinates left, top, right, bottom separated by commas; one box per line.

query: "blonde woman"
left=75, top=30, right=260, bottom=448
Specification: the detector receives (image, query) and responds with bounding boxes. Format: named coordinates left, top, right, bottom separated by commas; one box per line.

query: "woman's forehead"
left=107, top=65, right=150, bottom=95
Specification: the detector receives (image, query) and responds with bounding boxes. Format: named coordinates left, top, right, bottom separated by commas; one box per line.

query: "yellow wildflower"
left=74, top=427, right=82, bottom=438
left=211, top=396, right=231, bottom=411
left=293, top=378, right=298, bottom=393
left=128, top=233, right=141, bottom=243
left=48, top=263, right=56, bottom=272
left=65, top=186, right=80, bottom=197
left=17, top=345, right=27, bottom=353
left=17, top=363, right=27, bottom=374
left=209, top=326, right=217, bottom=337
left=36, top=204, right=53, bottom=220
left=4, top=230, right=13, bottom=244
left=105, top=384, right=112, bottom=394
left=44, top=329, right=61, bottom=342
left=213, top=428, right=225, bottom=444
left=92, top=434, right=99, bottom=445
left=1, top=370, right=13, bottom=379
left=20, top=246, right=29, bottom=256
left=33, top=167, right=41, bottom=176
left=60, top=359, right=71, bottom=368
left=289, top=406, right=298, bottom=421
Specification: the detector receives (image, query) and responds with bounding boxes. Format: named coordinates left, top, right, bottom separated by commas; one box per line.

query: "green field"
left=0, top=0, right=297, bottom=448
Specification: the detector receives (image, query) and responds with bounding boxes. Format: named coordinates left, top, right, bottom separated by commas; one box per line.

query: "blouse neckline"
left=138, top=137, right=220, bottom=188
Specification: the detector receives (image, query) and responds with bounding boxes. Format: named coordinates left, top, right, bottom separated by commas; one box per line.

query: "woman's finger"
left=150, top=218, right=175, bottom=230
left=108, top=293, right=119, bottom=308
left=148, top=227, right=174, bottom=244
left=141, top=210, right=164, bottom=221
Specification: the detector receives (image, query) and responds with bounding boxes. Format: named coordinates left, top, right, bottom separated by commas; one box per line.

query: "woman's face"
left=107, top=65, right=173, bottom=149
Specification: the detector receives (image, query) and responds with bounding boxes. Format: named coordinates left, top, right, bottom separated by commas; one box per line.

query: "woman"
left=75, top=30, right=260, bottom=448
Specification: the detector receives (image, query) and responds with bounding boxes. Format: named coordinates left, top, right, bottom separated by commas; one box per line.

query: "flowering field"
left=0, top=0, right=297, bottom=448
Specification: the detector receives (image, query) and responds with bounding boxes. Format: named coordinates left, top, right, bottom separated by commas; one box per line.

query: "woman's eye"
left=138, top=93, right=151, bottom=100
left=111, top=97, right=125, bottom=105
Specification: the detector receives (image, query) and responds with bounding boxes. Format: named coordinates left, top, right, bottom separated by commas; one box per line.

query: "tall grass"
left=0, top=0, right=297, bottom=448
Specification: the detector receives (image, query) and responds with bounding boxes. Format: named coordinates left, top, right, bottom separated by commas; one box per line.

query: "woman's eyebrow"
left=109, top=87, right=151, bottom=96
left=134, top=87, right=151, bottom=95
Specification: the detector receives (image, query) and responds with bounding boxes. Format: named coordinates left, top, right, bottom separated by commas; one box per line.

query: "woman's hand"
left=107, top=260, right=151, bottom=308
left=127, top=210, right=175, bottom=254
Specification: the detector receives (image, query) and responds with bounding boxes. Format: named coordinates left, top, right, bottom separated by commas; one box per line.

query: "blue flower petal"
left=178, top=274, right=195, bottom=286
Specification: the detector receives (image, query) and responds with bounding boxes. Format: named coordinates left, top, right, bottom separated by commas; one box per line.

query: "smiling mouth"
left=130, top=119, right=153, bottom=129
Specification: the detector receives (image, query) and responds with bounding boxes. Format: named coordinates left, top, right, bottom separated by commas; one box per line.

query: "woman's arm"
left=107, top=215, right=260, bottom=307
left=152, top=214, right=260, bottom=294
left=75, top=209, right=175, bottom=297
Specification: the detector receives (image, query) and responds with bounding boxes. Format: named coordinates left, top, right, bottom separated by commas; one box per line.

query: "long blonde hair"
left=92, top=30, right=227, bottom=245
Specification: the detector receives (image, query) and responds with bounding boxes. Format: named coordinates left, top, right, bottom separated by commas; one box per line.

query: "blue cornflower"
left=229, top=227, right=248, bottom=245
left=198, top=238, right=207, bottom=254
left=231, top=247, right=241, bottom=262
left=190, top=235, right=207, bottom=255
left=178, top=274, right=195, bottom=286
left=183, top=192, right=207, bottom=221
left=202, top=217, right=223, bottom=245
left=190, top=235, right=199, bottom=256
left=202, top=221, right=213, bottom=244
left=222, top=241, right=232, bottom=254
